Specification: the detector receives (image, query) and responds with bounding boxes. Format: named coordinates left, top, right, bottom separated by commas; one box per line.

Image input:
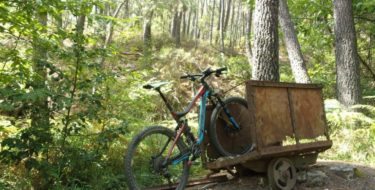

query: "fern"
left=321, top=99, right=375, bottom=164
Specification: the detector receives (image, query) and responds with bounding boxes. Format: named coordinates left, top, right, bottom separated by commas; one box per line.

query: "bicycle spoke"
left=210, top=97, right=253, bottom=156
left=125, top=127, right=189, bottom=189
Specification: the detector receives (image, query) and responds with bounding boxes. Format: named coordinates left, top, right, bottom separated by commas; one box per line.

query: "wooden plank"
left=246, top=83, right=260, bottom=150
left=253, top=87, right=294, bottom=147
left=287, top=88, right=299, bottom=144
left=246, top=80, right=323, bottom=89
left=206, top=150, right=261, bottom=169
left=289, top=88, right=326, bottom=139
left=206, top=140, right=332, bottom=170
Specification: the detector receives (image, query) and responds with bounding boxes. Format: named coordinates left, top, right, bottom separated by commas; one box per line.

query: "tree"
left=209, top=0, right=216, bottom=44
left=143, top=10, right=154, bottom=56
left=223, top=0, right=232, bottom=32
left=252, top=0, right=279, bottom=81
left=279, top=0, right=311, bottom=83
left=31, top=10, right=50, bottom=135
left=100, top=0, right=129, bottom=67
left=219, top=0, right=225, bottom=51
left=171, top=8, right=183, bottom=47
left=333, top=0, right=361, bottom=106
left=245, top=4, right=253, bottom=65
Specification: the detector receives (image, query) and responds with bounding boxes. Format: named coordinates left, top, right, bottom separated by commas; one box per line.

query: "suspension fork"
left=216, top=96, right=241, bottom=130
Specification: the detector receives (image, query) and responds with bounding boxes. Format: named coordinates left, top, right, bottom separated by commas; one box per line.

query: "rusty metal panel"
left=289, top=88, right=326, bottom=139
left=253, top=87, right=294, bottom=147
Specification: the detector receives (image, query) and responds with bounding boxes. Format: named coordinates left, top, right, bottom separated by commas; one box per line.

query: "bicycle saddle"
left=143, top=81, right=169, bottom=90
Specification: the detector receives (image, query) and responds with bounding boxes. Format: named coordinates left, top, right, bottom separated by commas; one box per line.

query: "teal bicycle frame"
left=162, top=85, right=239, bottom=166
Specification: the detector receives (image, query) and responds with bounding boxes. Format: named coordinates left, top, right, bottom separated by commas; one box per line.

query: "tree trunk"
left=194, top=4, right=199, bottom=47
left=143, top=11, right=154, bottom=56
left=186, top=10, right=192, bottom=37
left=229, top=0, right=236, bottom=48
left=279, top=0, right=311, bottom=83
left=100, top=0, right=127, bottom=67
left=234, top=0, right=241, bottom=47
left=333, top=0, right=361, bottom=106
left=245, top=5, right=253, bottom=65
left=223, top=0, right=232, bottom=32
left=175, top=11, right=182, bottom=47
left=124, top=0, right=129, bottom=18
left=143, top=20, right=152, bottom=49
left=31, top=11, right=50, bottom=133
left=191, top=11, right=196, bottom=38
left=219, top=0, right=225, bottom=51
left=171, top=10, right=178, bottom=38
left=252, top=0, right=279, bottom=81
left=182, top=10, right=186, bottom=38
left=209, top=0, right=216, bottom=44
left=215, top=0, right=222, bottom=44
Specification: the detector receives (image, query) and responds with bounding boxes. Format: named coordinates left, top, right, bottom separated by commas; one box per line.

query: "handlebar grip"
left=216, top=67, right=227, bottom=72
left=180, top=75, right=189, bottom=79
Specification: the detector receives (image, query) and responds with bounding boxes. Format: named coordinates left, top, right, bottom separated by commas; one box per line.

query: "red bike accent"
left=167, top=123, right=187, bottom=159
left=167, top=86, right=206, bottom=159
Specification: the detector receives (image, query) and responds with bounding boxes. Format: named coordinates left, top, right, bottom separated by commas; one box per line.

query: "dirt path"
left=187, top=161, right=375, bottom=190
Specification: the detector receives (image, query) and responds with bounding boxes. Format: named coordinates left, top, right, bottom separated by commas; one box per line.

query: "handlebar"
left=180, top=67, right=227, bottom=82
left=180, top=74, right=203, bottom=81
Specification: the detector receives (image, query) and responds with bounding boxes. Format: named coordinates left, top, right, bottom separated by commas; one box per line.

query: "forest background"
left=0, top=0, right=374, bottom=189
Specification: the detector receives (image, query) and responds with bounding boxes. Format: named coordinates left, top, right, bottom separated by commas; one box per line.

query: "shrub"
left=321, top=99, right=375, bottom=165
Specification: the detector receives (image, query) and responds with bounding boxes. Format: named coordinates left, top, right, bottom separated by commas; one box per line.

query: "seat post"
left=156, top=88, right=174, bottom=114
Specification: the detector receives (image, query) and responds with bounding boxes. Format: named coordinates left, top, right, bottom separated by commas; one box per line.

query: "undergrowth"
left=320, top=99, right=375, bottom=166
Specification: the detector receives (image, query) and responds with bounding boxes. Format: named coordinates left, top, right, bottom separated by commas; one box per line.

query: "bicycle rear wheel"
left=124, top=126, right=189, bottom=190
left=209, top=97, right=253, bottom=157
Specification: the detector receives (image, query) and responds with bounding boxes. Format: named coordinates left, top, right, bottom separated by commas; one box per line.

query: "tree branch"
left=358, top=53, right=375, bottom=81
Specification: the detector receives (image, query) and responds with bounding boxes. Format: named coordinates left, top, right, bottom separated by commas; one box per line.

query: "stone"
left=329, top=165, right=356, bottom=180
left=297, top=170, right=307, bottom=183
left=305, top=170, right=328, bottom=187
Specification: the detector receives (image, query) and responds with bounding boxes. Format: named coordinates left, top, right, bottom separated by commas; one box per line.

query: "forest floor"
left=186, top=161, right=375, bottom=190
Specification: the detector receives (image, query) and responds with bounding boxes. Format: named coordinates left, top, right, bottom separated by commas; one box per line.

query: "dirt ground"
left=186, top=161, right=375, bottom=190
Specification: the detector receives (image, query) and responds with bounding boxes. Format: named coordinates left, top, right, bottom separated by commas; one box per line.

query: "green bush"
left=321, top=99, right=375, bottom=165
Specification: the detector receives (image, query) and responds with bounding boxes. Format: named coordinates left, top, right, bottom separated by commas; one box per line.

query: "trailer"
left=200, top=81, right=333, bottom=190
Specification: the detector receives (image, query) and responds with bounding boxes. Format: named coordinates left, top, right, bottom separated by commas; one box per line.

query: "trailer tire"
left=267, top=157, right=297, bottom=190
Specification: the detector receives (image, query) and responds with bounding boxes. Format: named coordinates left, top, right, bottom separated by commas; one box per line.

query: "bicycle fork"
left=216, top=97, right=241, bottom=130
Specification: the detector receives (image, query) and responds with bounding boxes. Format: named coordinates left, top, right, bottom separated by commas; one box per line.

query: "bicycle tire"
left=209, top=97, right=253, bottom=157
left=124, top=126, right=190, bottom=190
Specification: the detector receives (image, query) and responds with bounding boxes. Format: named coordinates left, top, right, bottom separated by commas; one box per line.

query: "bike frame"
left=160, top=80, right=240, bottom=166
left=164, top=85, right=209, bottom=165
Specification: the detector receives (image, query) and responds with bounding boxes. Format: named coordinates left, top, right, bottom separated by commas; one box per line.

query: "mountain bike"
left=124, top=67, right=254, bottom=189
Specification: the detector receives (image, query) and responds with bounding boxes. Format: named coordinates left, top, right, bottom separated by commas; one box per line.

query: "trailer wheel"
left=267, top=158, right=297, bottom=190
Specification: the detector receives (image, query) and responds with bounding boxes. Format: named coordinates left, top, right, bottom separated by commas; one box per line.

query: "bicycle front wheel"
left=209, top=97, right=253, bottom=157
left=124, top=126, right=189, bottom=190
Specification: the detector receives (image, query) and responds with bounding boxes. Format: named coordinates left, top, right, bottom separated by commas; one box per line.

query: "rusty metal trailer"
left=200, top=81, right=332, bottom=190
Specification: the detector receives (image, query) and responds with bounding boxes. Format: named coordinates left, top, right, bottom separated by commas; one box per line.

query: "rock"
left=257, top=177, right=266, bottom=187
left=304, top=170, right=329, bottom=187
left=297, top=170, right=307, bottom=183
left=329, top=165, right=357, bottom=180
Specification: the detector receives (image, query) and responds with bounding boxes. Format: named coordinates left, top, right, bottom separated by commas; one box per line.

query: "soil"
left=186, top=161, right=375, bottom=190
